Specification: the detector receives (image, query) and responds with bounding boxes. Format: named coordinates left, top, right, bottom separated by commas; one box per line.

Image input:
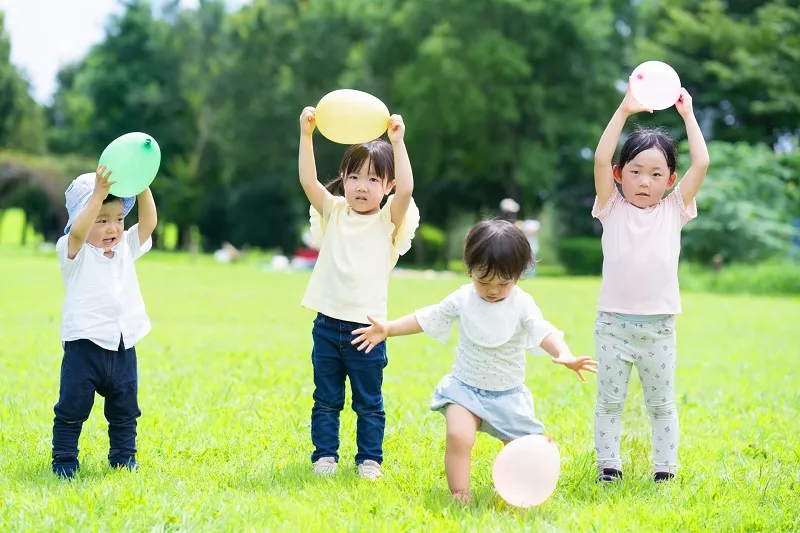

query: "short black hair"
left=463, top=219, right=533, bottom=280
left=103, top=194, right=124, bottom=205
left=618, top=125, right=678, bottom=174
left=324, top=139, right=394, bottom=195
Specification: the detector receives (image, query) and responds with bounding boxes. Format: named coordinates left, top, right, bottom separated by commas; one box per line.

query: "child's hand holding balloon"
left=675, top=88, right=694, bottom=119
left=300, top=107, right=317, bottom=137
left=92, top=165, right=115, bottom=200
left=621, top=78, right=653, bottom=115
left=387, top=114, right=405, bottom=144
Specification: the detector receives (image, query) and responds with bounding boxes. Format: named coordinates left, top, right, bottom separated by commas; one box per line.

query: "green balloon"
left=98, top=132, right=161, bottom=197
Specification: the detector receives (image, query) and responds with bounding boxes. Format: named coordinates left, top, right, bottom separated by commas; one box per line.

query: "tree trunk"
left=20, top=215, right=28, bottom=246
left=179, top=224, right=192, bottom=251
left=414, top=237, right=428, bottom=266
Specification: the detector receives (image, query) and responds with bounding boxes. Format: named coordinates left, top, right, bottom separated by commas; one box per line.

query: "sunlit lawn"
left=1, top=249, right=798, bottom=532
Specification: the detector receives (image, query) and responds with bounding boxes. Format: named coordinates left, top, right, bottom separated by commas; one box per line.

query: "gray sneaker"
left=312, top=457, right=338, bottom=476
left=357, top=460, right=382, bottom=480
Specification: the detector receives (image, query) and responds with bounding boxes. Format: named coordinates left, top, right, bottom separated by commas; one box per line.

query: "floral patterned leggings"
left=594, top=312, right=679, bottom=474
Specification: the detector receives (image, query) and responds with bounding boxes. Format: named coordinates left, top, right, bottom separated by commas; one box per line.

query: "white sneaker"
left=357, top=460, right=382, bottom=480
left=312, top=457, right=338, bottom=476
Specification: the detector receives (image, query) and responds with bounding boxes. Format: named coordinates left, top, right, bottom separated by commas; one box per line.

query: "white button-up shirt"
left=56, top=224, right=152, bottom=351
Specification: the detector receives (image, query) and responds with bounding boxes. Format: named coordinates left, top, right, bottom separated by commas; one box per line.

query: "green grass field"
left=1, top=249, right=798, bottom=532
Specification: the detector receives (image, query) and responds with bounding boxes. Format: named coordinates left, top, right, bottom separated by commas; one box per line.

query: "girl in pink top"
left=592, top=79, right=709, bottom=483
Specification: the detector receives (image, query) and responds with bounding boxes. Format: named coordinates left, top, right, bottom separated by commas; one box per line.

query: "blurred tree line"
left=0, top=0, right=798, bottom=268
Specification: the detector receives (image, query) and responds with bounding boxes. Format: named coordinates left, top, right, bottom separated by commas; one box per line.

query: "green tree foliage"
left=635, top=0, right=800, bottom=144
left=1, top=0, right=798, bottom=265
left=356, top=0, right=622, bottom=228
left=681, top=141, right=799, bottom=263
left=0, top=13, right=45, bottom=154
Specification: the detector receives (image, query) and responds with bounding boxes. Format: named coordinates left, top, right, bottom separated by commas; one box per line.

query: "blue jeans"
left=310, top=313, right=387, bottom=465
left=52, top=338, right=141, bottom=475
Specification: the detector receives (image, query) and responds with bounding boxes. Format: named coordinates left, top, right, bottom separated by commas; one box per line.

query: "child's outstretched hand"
left=351, top=316, right=388, bottom=353
left=387, top=114, right=405, bottom=144
left=675, top=88, right=693, bottom=119
left=551, top=353, right=598, bottom=382
left=620, top=77, right=653, bottom=115
left=300, top=106, right=316, bottom=137
left=93, top=165, right=115, bottom=200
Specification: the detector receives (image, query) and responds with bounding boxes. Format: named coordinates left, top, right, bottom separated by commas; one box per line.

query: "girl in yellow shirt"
left=297, top=106, right=419, bottom=480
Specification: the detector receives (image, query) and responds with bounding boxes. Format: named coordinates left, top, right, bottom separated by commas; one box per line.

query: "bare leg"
left=444, top=404, right=480, bottom=502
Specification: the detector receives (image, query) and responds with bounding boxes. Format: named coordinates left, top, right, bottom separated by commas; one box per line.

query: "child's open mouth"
left=103, top=238, right=116, bottom=246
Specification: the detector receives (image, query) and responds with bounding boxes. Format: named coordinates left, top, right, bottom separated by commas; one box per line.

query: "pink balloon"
left=630, top=61, right=682, bottom=111
left=492, top=435, right=561, bottom=508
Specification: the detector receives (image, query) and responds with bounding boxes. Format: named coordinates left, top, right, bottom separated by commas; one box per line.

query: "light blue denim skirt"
left=430, top=374, right=545, bottom=441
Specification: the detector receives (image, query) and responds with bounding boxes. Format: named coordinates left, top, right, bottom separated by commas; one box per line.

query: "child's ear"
left=612, top=165, right=623, bottom=184
left=667, top=172, right=678, bottom=188
left=386, top=179, right=396, bottom=194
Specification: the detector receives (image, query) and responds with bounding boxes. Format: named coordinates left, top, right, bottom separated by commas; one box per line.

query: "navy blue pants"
left=310, top=313, right=388, bottom=465
left=52, top=338, right=141, bottom=474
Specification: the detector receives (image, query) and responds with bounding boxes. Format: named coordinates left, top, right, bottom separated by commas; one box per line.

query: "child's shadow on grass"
left=13, top=464, right=133, bottom=488
left=421, top=485, right=505, bottom=513
left=225, top=460, right=364, bottom=494
left=562, top=468, right=675, bottom=504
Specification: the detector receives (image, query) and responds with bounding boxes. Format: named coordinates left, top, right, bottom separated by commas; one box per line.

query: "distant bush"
left=419, top=224, right=447, bottom=267
left=679, top=260, right=800, bottom=295
left=556, top=237, right=603, bottom=275
left=681, top=141, right=799, bottom=264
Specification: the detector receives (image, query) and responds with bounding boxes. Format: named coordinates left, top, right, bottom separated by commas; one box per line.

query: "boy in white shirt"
left=51, top=165, right=157, bottom=479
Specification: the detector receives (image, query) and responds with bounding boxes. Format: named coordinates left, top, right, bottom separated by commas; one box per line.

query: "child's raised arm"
left=298, top=107, right=332, bottom=216
left=675, top=89, right=710, bottom=207
left=136, top=187, right=157, bottom=244
left=351, top=313, right=423, bottom=353
left=594, top=79, right=652, bottom=208
left=387, top=114, right=414, bottom=235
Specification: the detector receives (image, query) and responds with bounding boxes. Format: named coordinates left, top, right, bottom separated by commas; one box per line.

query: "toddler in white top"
left=52, top=166, right=157, bottom=479
left=297, top=106, right=420, bottom=480
left=351, top=220, right=597, bottom=503
left=591, top=79, right=709, bottom=483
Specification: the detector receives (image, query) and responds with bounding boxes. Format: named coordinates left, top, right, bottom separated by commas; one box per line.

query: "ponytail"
left=325, top=176, right=343, bottom=195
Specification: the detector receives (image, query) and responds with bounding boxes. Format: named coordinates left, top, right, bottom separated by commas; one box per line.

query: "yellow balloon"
left=315, top=89, right=390, bottom=145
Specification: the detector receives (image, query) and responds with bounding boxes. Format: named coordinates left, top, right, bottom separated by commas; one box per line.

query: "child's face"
left=471, top=271, right=517, bottom=303
left=614, top=148, right=677, bottom=208
left=87, top=200, right=125, bottom=253
left=342, top=157, right=394, bottom=215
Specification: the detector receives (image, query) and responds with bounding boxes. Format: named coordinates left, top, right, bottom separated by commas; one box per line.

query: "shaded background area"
left=0, top=0, right=798, bottom=284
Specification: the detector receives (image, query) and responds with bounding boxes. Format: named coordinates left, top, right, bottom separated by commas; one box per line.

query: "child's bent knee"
left=646, top=399, right=677, bottom=420
left=446, top=427, right=476, bottom=450
left=595, top=399, right=625, bottom=416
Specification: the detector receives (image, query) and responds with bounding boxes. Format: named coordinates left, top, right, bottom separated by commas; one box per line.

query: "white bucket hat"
left=64, top=173, right=135, bottom=234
